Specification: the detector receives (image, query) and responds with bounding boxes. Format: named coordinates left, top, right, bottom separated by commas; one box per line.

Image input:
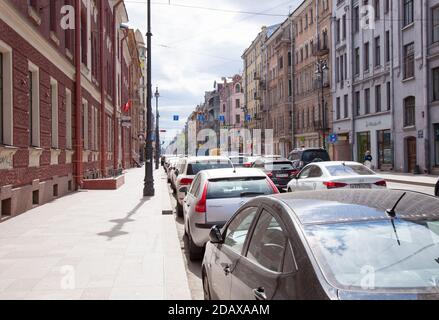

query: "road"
left=166, top=178, right=436, bottom=300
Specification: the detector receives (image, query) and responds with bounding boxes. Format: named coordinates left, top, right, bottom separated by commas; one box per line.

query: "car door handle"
left=253, top=287, right=267, bottom=300
left=223, top=265, right=231, bottom=276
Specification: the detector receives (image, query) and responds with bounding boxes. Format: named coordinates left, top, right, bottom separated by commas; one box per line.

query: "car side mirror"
left=175, top=169, right=179, bottom=176
left=209, top=226, right=224, bottom=244
left=180, top=186, right=188, bottom=196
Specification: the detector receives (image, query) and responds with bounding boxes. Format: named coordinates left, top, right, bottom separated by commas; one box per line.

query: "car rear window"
left=304, top=218, right=439, bottom=291
left=206, top=177, right=273, bottom=199
left=265, top=162, right=294, bottom=171
left=302, top=150, right=330, bottom=163
left=186, top=160, right=233, bottom=175
left=326, top=164, right=375, bottom=176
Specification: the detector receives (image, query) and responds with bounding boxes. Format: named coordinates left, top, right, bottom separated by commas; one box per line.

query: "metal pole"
left=155, top=87, right=160, bottom=169
left=320, top=61, right=327, bottom=150
left=143, top=0, right=155, bottom=196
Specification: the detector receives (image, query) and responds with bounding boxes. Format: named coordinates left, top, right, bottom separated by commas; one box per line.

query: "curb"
left=384, top=178, right=436, bottom=188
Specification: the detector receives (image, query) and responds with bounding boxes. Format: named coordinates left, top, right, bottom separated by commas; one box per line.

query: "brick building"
left=0, top=0, right=144, bottom=220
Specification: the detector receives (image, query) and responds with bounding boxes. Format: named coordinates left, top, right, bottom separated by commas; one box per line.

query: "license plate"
left=350, top=184, right=372, bottom=189
left=276, top=174, right=289, bottom=178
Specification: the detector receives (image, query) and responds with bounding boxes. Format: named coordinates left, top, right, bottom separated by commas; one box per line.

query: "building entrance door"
left=406, top=137, right=417, bottom=173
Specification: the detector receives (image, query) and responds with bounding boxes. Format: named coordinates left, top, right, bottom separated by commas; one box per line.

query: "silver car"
left=174, top=156, right=234, bottom=216
left=182, top=168, right=279, bottom=260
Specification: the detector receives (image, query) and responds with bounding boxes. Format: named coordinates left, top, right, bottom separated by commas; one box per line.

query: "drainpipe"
left=113, top=0, right=124, bottom=173
left=422, top=0, right=430, bottom=173
left=99, top=0, right=107, bottom=177
left=119, top=29, right=128, bottom=169
left=390, top=0, right=396, bottom=170
left=290, top=16, right=295, bottom=150
left=350, top=0, right=356, bottom=161
left=74, top=0, right=83, bottom=189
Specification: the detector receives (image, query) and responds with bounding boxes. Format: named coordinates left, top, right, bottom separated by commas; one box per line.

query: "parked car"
left=182, top=168, right=279, bottom=260
left=287, top=161, right=387, bottom=192
left=436, top=178, right=439, bottom=197
left=202, top=190, right=439, bottom=300
left=166, top=158, right=180, bottom=184
left=229, top=156, right=249, bottom=168
left=252, top=158, right=295, bottom=192
left=164, top=155, right=179, bottom=173
left=287, top=148, right=331, bottom=172
left=174, top=156, right=234, bottom=217
left=243, top=156, right=260, bottom=168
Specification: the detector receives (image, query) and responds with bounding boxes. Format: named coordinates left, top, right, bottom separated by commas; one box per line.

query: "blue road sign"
left=245, top=114, right=251, bottom=122
left=329, top=134, right=338, bottom=144
left=198, top=115, right=205, bottom=122
left=173, top=115, right=179, bottom=121
left=219, top=115, right=225, bottom=122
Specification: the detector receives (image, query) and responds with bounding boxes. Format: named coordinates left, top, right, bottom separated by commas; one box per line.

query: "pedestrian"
left=364, top=151, right=373, bottom=169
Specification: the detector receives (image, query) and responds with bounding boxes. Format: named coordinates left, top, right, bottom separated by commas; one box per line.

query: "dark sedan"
left=252, top=158, right=296, bottom=192
left=202, top=189, right=439, bottom=300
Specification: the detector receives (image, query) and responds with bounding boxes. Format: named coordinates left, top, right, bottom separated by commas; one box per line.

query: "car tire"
left=187, top=229, right=203, bottom=261
left=176, top=202, right=183, bottom=217
left=202, top=271, right=211, bottom=300
left=435, top=181, right=439, bottom=197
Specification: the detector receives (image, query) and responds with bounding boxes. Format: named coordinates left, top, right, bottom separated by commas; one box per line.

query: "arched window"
left=235, top=84, right=241, bottom=93
left=404, top=96, right=415, bottom=127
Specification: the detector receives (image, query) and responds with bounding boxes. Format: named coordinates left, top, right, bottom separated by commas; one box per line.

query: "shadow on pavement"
left=97, top=196, right=151, bottom=241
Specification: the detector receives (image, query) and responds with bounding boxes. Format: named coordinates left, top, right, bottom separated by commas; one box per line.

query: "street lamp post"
left=154, top=87, right=160, bottom=170
left=143, top=0, right=155, bottom=197
left=316, top=60, right=328, bottom=150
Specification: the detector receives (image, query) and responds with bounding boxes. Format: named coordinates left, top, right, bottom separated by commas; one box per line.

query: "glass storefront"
left=435, top=124, right=439, bottom=166
left=357, top=132, right=371, bottom=163
left=377, top=129, right=393, bottom=169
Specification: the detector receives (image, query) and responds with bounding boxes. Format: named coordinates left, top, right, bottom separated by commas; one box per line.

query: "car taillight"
left=323, top=181, right=348, bottom=189
left=375, top=180, right=387, bottom=187
left=267, top=179, right=279, bottom=193
left=195, top=183, right=208, bottom=213
left=180, top=178, right=193, bottom=186
left=266, top=172, right=273, bottom=178
left=243, top=162, right=252, bottom=168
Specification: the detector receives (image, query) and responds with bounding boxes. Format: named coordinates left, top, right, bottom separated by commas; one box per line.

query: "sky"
left=125, top=0, right=300, bottom=147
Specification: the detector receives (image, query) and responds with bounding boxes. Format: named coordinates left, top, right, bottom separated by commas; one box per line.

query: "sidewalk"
left=377, top=171, right=438, bottom=187
left=0, top=167, right=191, bottom=300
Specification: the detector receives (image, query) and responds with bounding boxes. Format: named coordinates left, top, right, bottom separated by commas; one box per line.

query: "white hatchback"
left=287, top=161, right=387, bottom=192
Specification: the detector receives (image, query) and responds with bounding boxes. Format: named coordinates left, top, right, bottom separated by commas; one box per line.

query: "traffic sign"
left=198, top=115, right=205, bottom=122
left=328, top=133, right=338, bottom=144
left=173, top=115, right=179, bottom=121
left=245, top=114, right=251, bottom=122
left=219, top=115, right=225, bottom=122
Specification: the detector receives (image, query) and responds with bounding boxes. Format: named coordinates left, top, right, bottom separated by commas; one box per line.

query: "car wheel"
left=176, top=202, right=183, bottom=217
left=187, top=229, right=203, bottom=261
left=202, top=271, right=211, bottom=300
left=287, top=188, right=292, bottom=192
left=435, top=181, right=439, bottom=197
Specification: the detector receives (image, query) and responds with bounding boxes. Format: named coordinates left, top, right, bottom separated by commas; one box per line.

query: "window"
left=354, top=6, right=360, bottom=33
left=433, top=7, right=439, bottom=43
left=235, top=114, right=240, bottom=124
left=364, top=42, right=370, bottom=71
left=235, top=84, right=241, bottom=93
left=404, top=42, right=415, bottom=79
left=404, top=96, right=415, bottom=127
left=246, top=211, right=288, bottom=273
left=344, top=94, right=349, bottom=118
left=386, top=82, right=391, bottom=110
left=0, top=52, right=3, bottom=144
left=355, top=91, right=361, bottom=116
left=433, top=67, right=439, bottom=101
left=336, top=97, right=341, bottom=120
left=342, top=15, right=346, bottom=40
left=355, top=47, right=360, bottom=75
left=28, top=61, right=40, bottom=147
left=375, top=85, right=381, bottom=113
left=374, top=0, right=380, bottom=19
left=224, top=207, right=258, bottom=254
left=403, top=0, right=414, bottom=27
left=82, top=100, right=88, bottom=149
left=66, top=89, right=72, bottom=149
left=374, top=36, right=381, bottom=67
left=365, top=88, right=370, bottom=114
left=50, top=78, right=58, bottom=148
left=235, top=99, right=240, bottom=109
left=49, top=0, right=57, bottom=32
left=434, top=124, right=439, bottom=166
left=377, top=129, right=393, bottom=166
left=0, top=44, right=12, bottom=146
left=385, top=31, right=390, bottom=62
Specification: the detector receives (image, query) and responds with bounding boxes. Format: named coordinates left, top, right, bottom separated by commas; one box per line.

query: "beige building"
left=242, top=25, right=280, bottom=131
left=264, top=21, right=293, bottom=156
left=292, top=0, right=333, bottom=154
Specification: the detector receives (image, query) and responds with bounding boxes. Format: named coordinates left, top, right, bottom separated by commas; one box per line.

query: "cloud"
left=125, top=0, right=299, bottom=144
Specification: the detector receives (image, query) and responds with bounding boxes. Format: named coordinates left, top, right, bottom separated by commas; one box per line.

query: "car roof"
left=271, top=189, right=439, bottom=225
left=186, top=156, right=231, bottom=162
left=202, top=168, right=266, bottom=179
left=305, top=161, right=366, bottom=167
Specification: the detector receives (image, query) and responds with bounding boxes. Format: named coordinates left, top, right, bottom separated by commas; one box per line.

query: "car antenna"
left=386, top=192, right=406, bottom=246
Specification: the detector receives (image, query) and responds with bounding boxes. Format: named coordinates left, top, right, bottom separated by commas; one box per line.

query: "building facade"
left=293, top=0, right=333, bottom=154
left=219, top=75, right=244, bottom=129
left=0, top=0, right=144, bottom=219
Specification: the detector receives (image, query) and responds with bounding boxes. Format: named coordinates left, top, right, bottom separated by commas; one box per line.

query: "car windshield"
left=326, top=164, right=375, bottom=176
left=304, top=218, right=439, bottom=292
left=186, top=160, right=233, bottom=175
left=265, top=162, right=294, bottom=171
left=302, top=150, right=330, bottom=163
left=207, top=177, right=273, bottom=199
